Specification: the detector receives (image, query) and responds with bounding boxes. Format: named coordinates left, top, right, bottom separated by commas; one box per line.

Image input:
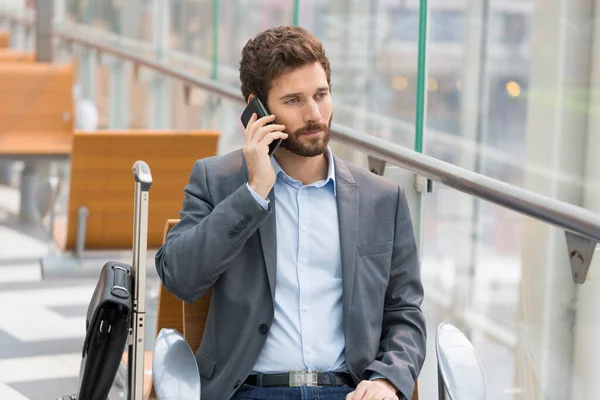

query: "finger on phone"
left=254, top=124, right=286, bottom=142
left=247, top=114, right=275, bottom=141
left=259, top=131, right=288, bottom=146
left=255, top=114, right=276, bottom=126
left=244, top=113, right=258, bottom=138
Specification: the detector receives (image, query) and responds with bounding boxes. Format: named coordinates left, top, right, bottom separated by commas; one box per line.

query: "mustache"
left=293, top=122, right=329, bottom=136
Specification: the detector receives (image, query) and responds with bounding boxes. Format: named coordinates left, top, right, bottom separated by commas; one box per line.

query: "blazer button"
left=234, top=380, right=241, bottom=388
left=259, top=323, right=269, bottom=335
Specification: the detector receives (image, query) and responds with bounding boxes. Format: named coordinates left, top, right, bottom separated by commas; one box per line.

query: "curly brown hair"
left=239, top=26, right=331, bottom=104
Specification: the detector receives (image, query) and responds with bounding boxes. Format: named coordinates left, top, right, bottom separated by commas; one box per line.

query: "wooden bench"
left=153, top=219, right=420, bottom=399
left=52, top=130, right=220, bottom=251
left=0, top=30, right=9, bottom=48
left=0, top=63, right=74, bottom=157
left=0, top=49, right=35, bottom=62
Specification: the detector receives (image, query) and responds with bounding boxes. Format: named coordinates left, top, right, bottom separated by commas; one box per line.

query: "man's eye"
left=286, top=98, right=298, bottom=104
left=316, top=92, right=327, bottom=99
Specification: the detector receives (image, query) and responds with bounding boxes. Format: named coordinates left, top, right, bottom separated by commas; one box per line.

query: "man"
left=155, top=26, right=426, bottom=400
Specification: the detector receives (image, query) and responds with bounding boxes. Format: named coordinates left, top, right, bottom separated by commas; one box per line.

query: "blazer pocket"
left=357, top=241, right=393, bottom=256
left=195, top=349, right=216, bottom=379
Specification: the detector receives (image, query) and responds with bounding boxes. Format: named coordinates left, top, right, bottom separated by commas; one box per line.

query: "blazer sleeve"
left=363, top=185, right=427, bottom=399
left=155, top=159, right=271, bottom=303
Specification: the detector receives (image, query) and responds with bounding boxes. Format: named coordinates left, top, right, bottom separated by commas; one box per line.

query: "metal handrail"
left=2, top=11, right=599, bottom=244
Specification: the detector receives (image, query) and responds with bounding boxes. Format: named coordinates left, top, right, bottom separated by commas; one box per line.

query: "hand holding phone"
left=241, top=97, right=288, bottom=199
left=241, top=97, right=283, bottom=157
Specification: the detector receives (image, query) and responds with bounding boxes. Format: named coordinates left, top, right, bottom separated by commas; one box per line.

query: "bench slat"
left=0, top=49, right=35, bottom=62
left=0, top=62, right=74, bottom=156
left=0, top=132, right=72, bottom=155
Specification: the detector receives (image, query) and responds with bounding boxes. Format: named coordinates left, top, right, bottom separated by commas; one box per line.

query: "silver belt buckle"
left=289, top=370, right=318, bottom=387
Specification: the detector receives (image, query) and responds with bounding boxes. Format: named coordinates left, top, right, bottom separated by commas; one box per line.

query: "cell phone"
left=240, top=96, right=283, bottom=157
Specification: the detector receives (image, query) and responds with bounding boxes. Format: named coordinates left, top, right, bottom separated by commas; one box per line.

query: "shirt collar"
left=271, top=147, right=337, bottom=196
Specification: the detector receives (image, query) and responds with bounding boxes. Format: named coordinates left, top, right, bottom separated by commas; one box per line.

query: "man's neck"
left=274, top=150, right=329, bottom=186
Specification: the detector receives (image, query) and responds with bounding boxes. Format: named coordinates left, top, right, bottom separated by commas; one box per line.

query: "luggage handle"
left=129, top=160, right=152, bottom=400
left=111, top=265, right=130, bottom=299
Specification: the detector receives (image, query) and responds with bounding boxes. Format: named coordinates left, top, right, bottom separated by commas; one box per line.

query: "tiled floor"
left=0, top=183, right=159, bottom=400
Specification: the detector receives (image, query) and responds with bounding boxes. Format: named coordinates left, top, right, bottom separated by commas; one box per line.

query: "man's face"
left=266, top=62, right=332, bottom=157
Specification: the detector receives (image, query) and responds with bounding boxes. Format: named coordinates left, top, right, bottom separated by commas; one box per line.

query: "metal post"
left=128, top=161, right=152, bottom=400
left=17, top=0, right=55, bottom=222
left=74, top=206, right=88, bottom=259
left=80, top=48, right=96, bottom=103
left=149, top=0, right=170, bottom=129
left=19, top=163, right=40, bottom=222
left=46, top=176, right=60, bottom=240
left=35, top=0, right=53, bottom=61
left=109, top=58, right=130, bottom=129
left=54, top=0, right=65, bottom=22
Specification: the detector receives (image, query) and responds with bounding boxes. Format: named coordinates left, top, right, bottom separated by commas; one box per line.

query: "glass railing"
left=1, top=1, right=599, bottom=399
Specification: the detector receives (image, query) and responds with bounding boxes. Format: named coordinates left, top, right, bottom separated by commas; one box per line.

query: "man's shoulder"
left=194, top=149, right=245, bottom=177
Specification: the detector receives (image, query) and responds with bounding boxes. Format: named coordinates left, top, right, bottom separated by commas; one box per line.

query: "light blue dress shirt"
left=246, top=148, right=347, bottom=374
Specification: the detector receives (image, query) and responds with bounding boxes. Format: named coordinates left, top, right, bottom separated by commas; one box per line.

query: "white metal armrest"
left=153, top=328, right=201, bottom=400
left=436, top=323, right=487, bottom=400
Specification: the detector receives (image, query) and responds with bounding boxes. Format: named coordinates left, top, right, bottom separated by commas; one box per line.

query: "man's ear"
left=246, top=93, right=255, bottom=104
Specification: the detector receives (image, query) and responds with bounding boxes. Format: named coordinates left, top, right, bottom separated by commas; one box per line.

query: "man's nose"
left=304, top=99, right=322, bottom=122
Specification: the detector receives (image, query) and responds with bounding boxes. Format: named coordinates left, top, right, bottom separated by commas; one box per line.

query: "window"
left=388, top=9, right=464, bottom=42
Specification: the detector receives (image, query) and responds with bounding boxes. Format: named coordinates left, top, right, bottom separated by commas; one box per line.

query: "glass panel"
left=422, top=0, right=593, bottom=201
left=204, top=95, right=247, bottom=155
left=168, top=0, right=214, bottom=56
left=79, top=0, right=121, bottom=32
left=300, top=0, right=421, bottom=149
left=64, top=0, right=82, bottom=22
left=170, top=79, right=205, bottom=130
left=421, top=1, right=600, bottom=399
left=418, top=186, right=523, bottom=399
left=63, top=0, right=153, bottom=42
left=164, top=0, right=295, bottom=85
left=217, top=0, right=295, bottom=86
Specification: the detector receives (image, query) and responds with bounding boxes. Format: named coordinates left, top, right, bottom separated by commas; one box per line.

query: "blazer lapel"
left=258, top=190, right=277, bottom=300
left=334, top=156, right=359, bottom=334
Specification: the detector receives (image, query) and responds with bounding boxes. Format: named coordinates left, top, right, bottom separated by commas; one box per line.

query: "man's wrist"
left=370, top=376, right=398, bottom=394
left=248, top=181, right=271, bottom=200
left=246, top=183, right=270, bottom=210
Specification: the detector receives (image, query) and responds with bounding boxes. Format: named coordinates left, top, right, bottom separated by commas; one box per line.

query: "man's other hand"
left=346, top=379, right=399, bottom=400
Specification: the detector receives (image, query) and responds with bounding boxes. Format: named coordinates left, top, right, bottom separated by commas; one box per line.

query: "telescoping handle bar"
left=129, top=160, right=153, bottom=400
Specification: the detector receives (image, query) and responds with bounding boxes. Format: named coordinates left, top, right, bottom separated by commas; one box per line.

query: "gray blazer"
left=155, top=150, right=426, bottom=400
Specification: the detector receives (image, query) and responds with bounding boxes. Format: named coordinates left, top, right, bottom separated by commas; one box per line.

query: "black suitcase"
left=81, top=261, right=133, bottom=399
left=57, top=161, right=152, bottom=400
left=57, top=261, right=132, bottom=400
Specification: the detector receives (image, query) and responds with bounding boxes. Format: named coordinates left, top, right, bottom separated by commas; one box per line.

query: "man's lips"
left=300, top=130, right=322, bottom=136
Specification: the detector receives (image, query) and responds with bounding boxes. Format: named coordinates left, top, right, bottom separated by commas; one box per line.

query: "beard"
left=280, top=114, right=332, bottom=157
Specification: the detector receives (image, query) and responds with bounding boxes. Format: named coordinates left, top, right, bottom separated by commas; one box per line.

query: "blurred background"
left=0, top=0, right=599, bottom=399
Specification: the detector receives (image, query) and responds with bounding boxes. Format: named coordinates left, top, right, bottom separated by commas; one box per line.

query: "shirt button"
left=300, top=265, right=306, bottom=271
left=302, top=305, right=308, bottom=312
left=234, top=380, right=241, bottom=388
left=301, top=225, right=307, bottom=231
left=259, top=323, right=269, bottom=335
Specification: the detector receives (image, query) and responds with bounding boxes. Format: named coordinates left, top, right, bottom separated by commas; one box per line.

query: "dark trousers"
left=231, top=384, right=354, bottom=400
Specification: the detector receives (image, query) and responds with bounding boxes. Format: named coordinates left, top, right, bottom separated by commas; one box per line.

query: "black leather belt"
left=245, top=371, right=355, bottom=388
